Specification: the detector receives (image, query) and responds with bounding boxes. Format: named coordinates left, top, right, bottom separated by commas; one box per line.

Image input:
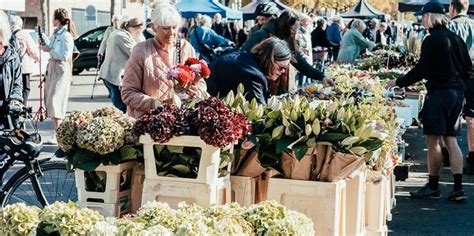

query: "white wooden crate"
left=140, top=135, right=230, bottom=185
left=267, top=178, right=347, bottom=236
left=365, top=177, right=388, bottom=236
left=230, top=175, right=258, bottom=207
left=346, top=170, right=367, bottom=236
left=78, top=200, right=130, bottom=217
left=75, top=161, right=135, bottom=204
left=141, top=177, right=231, bottom=208
left=131, top=164, right=145, bottom=213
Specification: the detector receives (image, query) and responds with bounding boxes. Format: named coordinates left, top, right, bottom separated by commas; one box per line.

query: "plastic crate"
left=230, top=175, right=258, bottom=207
left=78, top=198, right=130, bottom=217
left=131, top=164, right=145, bottom=213
left=346, top=170, right=367, bottom=236
left=139, top=135, right=230, bottom=185
left=267, top=177, right=347, bottom=236
left=141, top=177, right=231, bottom=208
left=75, top=161, right=136, bottom=204
left=365, top=177, right=388, bottom=236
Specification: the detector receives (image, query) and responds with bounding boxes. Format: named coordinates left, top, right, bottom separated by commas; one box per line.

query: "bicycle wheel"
left=1, top=160, right=77, bottom=207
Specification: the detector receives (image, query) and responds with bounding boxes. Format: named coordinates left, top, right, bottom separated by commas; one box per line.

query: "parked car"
left=73, top=26, right=107, bottom=75
left=23, top=29, right=50, bottom=76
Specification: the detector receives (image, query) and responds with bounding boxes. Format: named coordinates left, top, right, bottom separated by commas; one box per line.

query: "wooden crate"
left=75, top=161, right=135, bottom=204
left=131, top=164, right=145, bottom=213
left=346, top=170, right=366, bottom=236
left=141, top=177, right=231, bottom=208
left=267, top=178, right=346, bottom=236
left=230, top=175, right=258, bottom=207
left=255, top=170, right=279, bottom=203
left=78, top=201, right=129, bottom=217
left=365, top=177, right=388, bottom=236
left=140, top=135, right=230, bottom=185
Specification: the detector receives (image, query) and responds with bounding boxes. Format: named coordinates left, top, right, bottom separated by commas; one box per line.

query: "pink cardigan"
left=122, top=38, right=205, bottom=118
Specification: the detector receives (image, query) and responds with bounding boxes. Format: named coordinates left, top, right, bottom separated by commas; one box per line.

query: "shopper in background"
left=387, top=1, right=471, bottom=202
left=212, top=13, right=233, bottom=41
left=375, top=22, right=391, bottom=45
left=207, top=37, right=291, bottom=104
left=337, top=19, right=375, bottom=63
left=0, top=11, right=23, bottom=129
left=188, top=15, right=233, bottom=63
left=98, top=14, right=121, bottom=62
left=99, top=18, right=143, bottom=113
left=39, top=8, right=76, bottom=144
left=249, top=1, right=280, bottom=36
left=364, top=18, right=379, bottom=42
left=9, top=15, right=39, bottom=107
left=448, top=0, right=474, bottom=175
left=326, top=15, right=343, bottom=61
left=295, top=14, right=313, bottom=87
left=121, top=1, right=206, bottom=119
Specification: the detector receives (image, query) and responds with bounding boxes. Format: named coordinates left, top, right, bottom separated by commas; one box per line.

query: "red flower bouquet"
left=167, top=58, right=211, bottom=105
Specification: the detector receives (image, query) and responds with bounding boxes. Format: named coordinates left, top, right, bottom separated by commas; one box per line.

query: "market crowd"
left=0, top=0, right=474, bottom=202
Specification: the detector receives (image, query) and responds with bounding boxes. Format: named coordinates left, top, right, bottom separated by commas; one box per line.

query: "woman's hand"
left=187, top=84, right=201, bottom=98
left=322, top=77, right=335, bottom=87
left=386, top=79, right=397, bottom=89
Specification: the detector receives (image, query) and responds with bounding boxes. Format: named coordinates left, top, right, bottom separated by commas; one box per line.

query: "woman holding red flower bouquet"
left=121, top=1, right=207, bottom=118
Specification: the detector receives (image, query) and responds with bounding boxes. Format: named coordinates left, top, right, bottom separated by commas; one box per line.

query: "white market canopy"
left=0, top=0, right=25, bottom=11
left=176, top=0, right=242, bottom=19
left=340, top=0, right=386, bottom=20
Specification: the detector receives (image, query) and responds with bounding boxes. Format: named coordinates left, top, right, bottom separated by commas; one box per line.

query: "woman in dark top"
left=311, top=18, right=330, bottom=48
left=207, top=37, right=291, bottom=104
left=387, top=2, right=472, bottom=202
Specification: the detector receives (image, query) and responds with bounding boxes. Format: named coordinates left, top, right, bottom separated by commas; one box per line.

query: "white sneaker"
left=46, top=133, right=58, bottom=145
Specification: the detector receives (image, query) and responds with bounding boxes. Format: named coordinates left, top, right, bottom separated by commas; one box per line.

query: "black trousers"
left=22, top=74, right=30, bottom=106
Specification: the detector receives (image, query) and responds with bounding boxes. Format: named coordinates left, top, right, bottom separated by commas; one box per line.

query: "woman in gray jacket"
left=337, top=19, right=375, bottom=63
left=98, top=18, right=143, bottom=113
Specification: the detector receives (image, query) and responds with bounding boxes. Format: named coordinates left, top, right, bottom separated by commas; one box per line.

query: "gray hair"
left=351, top=19, right=366, bottom=33
left=200, top=15, right=213, bottom=28
left=10, top=15, right=23, bottom=31
left=425, top=13, right=449, bottom=28
left=0, top=11, right=11, bottom=46
left=152, top=1, right=182, bottom=27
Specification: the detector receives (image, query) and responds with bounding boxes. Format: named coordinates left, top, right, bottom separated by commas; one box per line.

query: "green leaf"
left=120, top=145, right=138, bottom=160
left=172, top=164, right=191, bottom=174
left=167, top=145, right=184, bottom=154
left=312, top=119, right=321, bottom=135
left=319, top=133, right=349, bottom=143
left=341, top=136, right=360, bottom=146
left=305, top=124, right=312, bottom=136
left=276, top=136, right=293, bottom=154
left=154, top=145, right=165, bottom=154
left=350, top=146, right=368, bottom=156
left=237, top=83, right=245, bottom=94
left=74, top=159, right=100, bottom=171
left=293, top=143, right=308, bottom=161
left=359, top=138, right=384, bottom=151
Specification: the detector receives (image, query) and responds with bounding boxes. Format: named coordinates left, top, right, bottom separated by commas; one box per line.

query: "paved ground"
left=23, top=71, right=474, bottom=234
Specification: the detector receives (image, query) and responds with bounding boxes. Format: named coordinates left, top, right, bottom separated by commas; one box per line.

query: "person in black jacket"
left=241, top=10, right=333, bottom=91
left=387, top=2, right=472, bottom=202
left=0, top=11, right=23, bottom=129
left=207, top=37, right=291, bottom=104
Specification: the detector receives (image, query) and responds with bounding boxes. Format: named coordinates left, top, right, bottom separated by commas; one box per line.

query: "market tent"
left=240, top=0, right=297, bottom=20
left=340, top=0, right=386, bottom=20
left=176, top=0, right=242, bottom=19
left=398, top=0, right=474, bottom=13
left=0, top=0, right=25, bottom=11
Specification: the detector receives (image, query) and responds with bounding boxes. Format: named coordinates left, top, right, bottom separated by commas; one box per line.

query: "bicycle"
left=0, top=104, right=77, bottom=207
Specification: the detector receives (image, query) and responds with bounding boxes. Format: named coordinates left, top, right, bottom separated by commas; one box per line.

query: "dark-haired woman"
left=241, top=10, right=332, bottom=94
left=207, top=37, right=291, bottom=104
left=40, top=8, right=76, bottom=144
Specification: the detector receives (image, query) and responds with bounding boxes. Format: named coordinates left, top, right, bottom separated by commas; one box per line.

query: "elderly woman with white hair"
left=387, top=1, right=472, bottom=202
left=336, top=19, right=375, bottom=63
left=0, top=11, right=23, bottom=128
left=121, top=1, right=206, bottom=118
left=10, top=15, right=40, bottom=106
left=98, top=14, right=121, bottom=61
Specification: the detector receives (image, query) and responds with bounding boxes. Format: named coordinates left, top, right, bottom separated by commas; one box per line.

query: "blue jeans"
left=103, top=80, right=126, bottom=113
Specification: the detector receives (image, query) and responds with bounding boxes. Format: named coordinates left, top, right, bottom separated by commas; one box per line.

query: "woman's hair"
left=111, top=14, right=121, bottom=27
left=251, top=37, right=291, bottom=76
left=0, top=11, right=11, bottom=46
left=351, top=19, right=366, bottom=33
left=199, top=15, right=213, bottom=28
left=122, top=18, right=143, bottom=30
left=425, top=13, right=449, bottom=28
left=152, top=0, right=182, bottom=27
left=316, top=18, right=326, bottom=28
left=276, top=10, right=299, bottom=52
left=10, top=15, right=23, bottom=31
left=54, top=8, right=77, bottom=38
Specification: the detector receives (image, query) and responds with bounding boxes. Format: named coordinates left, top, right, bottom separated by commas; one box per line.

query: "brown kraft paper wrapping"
left=318, top=145, right=334, bottom=181
left=326, top=152, right=366, bottom=182
left=281, top=148, right=316, bottom=180
left=235, top=150, right=266, bottom=178
left=255, top=169, right=280, bottom=203
left=311, top=144, right=330, bottom=180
